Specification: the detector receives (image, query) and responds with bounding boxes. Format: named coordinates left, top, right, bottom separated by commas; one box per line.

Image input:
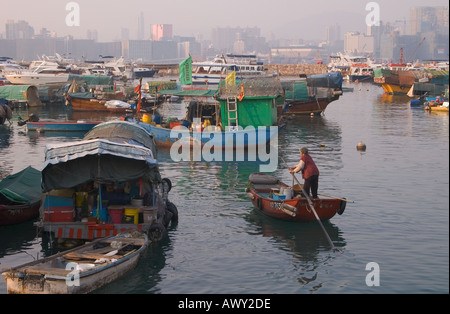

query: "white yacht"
left=5, top=60, right=70, bottom=85
left=191, top=54, right=266, bottom=85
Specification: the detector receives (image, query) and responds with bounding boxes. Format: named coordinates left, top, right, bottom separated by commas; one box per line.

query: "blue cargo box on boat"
left=44, top=195, right=74, bottom=208
left=273, top=193, right=286, bottom=200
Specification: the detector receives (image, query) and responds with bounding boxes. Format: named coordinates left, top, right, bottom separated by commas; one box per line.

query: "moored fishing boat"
left=136, top=76, right=285, bottom=152
left=281, top=72, right=343, bottom=115
left=0, top=166, right=42, bottom=226
left=425, top=101, right=449, bottom=112
left=348, top=63, right=374, bottom=82
left=2, top=230, right=148, bottom=294
left=245, top=172, right=346, bottom=222
left=37, top=120, right=178, bottom=243
left=21, top=119, right=102, bottom=133
left=66, top=92, right=135, bottom=113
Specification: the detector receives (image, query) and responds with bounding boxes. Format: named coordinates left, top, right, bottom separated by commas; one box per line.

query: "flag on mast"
left=238, top=83, right=245, bottom=101
left=225, top=70, right=236, bottom=86
left=179, top=56, right=192, bottom=85
left=135, top=78, right=143, bottom=116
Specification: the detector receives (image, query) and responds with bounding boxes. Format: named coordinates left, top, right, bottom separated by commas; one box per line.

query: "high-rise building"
left=137, top=12, right=145, bottom=40
left=410, top=6, right=449, bottom=35
left=121, top=28, right=130, bottom=41
left=5, top=20, right=34, bottom=40
left=87, top=29, right=98, bottom=41
left=344, top=32, right=374, bottom=54
left=211, top=26, right=262, bottom=53
left=151, top=24, right=173, bottom=41
left=326, top=24, right=341, bottom=44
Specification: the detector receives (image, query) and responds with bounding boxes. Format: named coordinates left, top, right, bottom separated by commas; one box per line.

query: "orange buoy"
left=357, top=141, right=366, bottom=151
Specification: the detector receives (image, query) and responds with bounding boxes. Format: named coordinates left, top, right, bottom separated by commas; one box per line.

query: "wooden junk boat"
left=246, top=172, right=346, bottom=222
left=2, top=230, right=148, bottom=294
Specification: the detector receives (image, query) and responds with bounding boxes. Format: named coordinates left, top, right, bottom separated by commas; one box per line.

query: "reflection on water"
left=1, top=83, right=448, bottom=294
left=0, top=219, right=40, bottom=259
left=0, top=125, right=13, bottom=179
left=246, top=209, right=346, bottom=257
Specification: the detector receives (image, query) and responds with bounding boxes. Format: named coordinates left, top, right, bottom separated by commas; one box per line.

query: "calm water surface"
left=0, top=82, right=448, bottom=294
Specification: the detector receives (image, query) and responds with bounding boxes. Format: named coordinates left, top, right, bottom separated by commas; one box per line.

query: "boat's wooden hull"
left=68, top=96, right=132, bottom=113
left=426, top=106, right=449, bottom=112
left=248, top=189, right=344, bottom=222
left=2, top=232, right=148, bottom=294
left=280, top=96, right=340, bottom=115
left=380, top=83, right=412, bottom=95
left=246, top=173, right=346, bottom=222
left=0, top=202, right=41, bottom=226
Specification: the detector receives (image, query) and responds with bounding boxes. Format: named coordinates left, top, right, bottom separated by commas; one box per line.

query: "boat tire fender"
left=147, top=222, right=166, bottom=242
left=256, top=197, right=263, bottom=211
left=338, top=199, right=347, bottom=215
left=166, top=201, right=178, bottom=223
left=162, top=178, right=172, bottom=192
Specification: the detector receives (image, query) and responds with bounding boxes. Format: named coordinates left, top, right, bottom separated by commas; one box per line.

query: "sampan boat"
left=2, top=230, right=148, bottom=294
left=25, top=120, right=102, bottom=133
left=246, top=173, right=346, bottom=222
left=0, top=166, right=42, bottom=226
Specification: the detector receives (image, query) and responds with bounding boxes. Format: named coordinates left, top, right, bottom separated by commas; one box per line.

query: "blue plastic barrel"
left=152, top=115, right=161, bottom=124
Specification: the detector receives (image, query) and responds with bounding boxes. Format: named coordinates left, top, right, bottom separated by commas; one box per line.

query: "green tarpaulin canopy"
left=0, top=166, right=42, bottom=204
left=0, top=85, right=36, bottom=101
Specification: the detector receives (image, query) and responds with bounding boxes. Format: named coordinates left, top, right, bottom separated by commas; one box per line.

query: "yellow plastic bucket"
left=142, top=114, right=152, bottom=124
left=75, top=192, right=88, bottom=207
left=124, top=208, right=139, bottom=224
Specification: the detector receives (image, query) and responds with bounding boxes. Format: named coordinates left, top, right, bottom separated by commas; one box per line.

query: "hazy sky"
left=1, top=0, right=449, bottom=42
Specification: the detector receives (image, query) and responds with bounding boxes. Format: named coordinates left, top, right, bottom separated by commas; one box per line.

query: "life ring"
left=337, top=199, right=347, bottom=215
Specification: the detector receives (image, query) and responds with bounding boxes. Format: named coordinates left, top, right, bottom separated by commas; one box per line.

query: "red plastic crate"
left=44, top=206, right=74, bottom=222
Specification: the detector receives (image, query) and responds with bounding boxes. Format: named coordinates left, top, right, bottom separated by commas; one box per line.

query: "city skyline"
left=2, top=0, right=449, bottom=42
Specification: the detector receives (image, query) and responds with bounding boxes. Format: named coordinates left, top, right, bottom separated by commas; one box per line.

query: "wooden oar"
left=281, top=158, right=340, bottom=252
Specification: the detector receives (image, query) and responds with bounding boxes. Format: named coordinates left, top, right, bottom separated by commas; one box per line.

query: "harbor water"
left=0, top=82, right=448, bottom=294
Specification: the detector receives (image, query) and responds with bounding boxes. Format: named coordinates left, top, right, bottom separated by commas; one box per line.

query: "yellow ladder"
left=227, top=97, right=238, bottom=128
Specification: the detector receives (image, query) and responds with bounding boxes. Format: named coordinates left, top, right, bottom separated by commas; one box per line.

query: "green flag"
left=179, top=56, right=192, bottom=85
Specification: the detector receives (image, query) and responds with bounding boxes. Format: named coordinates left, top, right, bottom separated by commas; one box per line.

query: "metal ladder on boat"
left=227, top=97, right=238, bottom=130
